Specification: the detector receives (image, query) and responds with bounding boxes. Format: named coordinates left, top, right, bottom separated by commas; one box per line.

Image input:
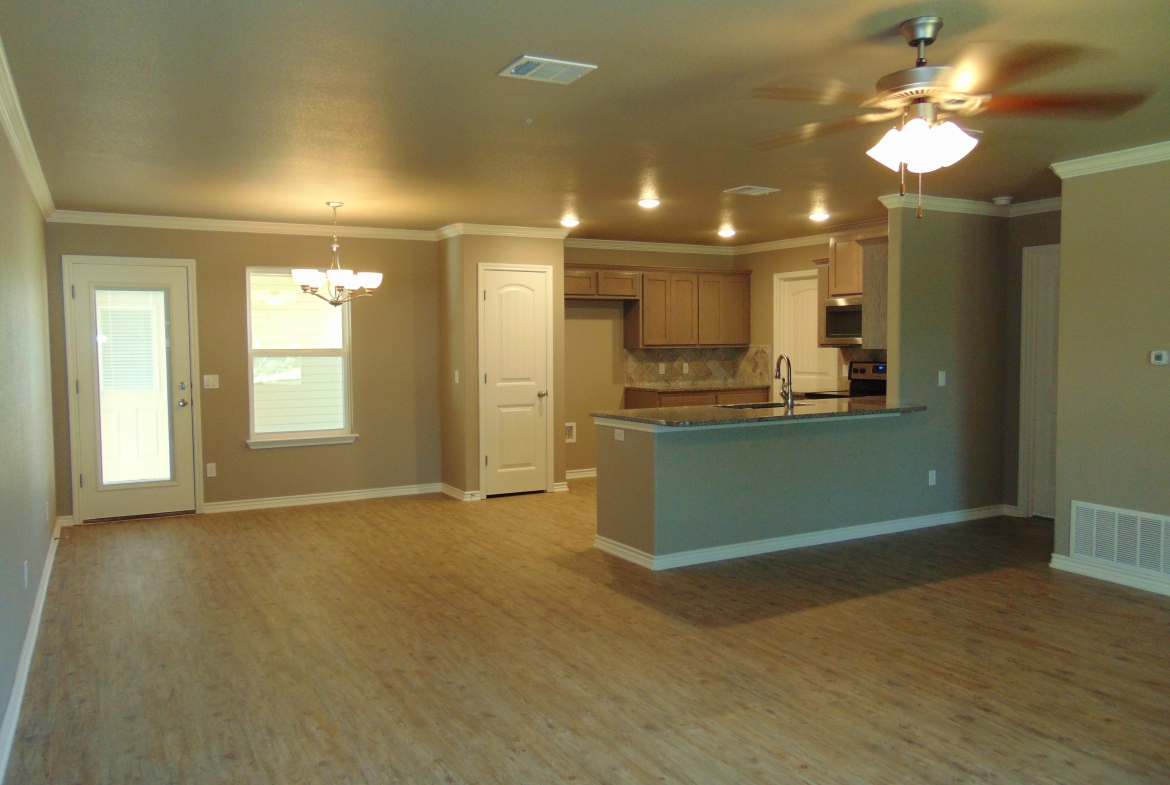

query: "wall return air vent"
left=1067, top=500, right=1170, bottom=591
left=498, top=55, right=597, bottom=85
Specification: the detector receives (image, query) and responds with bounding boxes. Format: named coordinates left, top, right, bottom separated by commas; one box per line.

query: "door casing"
left=62, top=255, right=204, bottom=522
left=773, top=270, right=839, bottom=394
left=1017, top=244, right=1061, bottom=519
left=477, top=263, right=555, bottom=497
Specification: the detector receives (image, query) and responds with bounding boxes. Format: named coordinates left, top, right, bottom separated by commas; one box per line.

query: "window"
left=246, top=268, right=355, bottom=447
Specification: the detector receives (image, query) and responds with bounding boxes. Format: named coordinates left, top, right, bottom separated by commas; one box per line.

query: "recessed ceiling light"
left=718, top=227, right=736, bottom=238
left=809, top=212, right=830, bottom=222
left=638, top=198, right=660, bottom=209
left=561, top=217, right=579, bottom=228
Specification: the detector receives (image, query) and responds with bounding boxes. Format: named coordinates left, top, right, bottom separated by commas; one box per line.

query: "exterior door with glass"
left=65, top=259, right=198, bottom=522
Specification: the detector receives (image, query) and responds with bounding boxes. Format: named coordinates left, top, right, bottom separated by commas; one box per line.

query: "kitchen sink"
left=716, top=401, right=816, bottom=409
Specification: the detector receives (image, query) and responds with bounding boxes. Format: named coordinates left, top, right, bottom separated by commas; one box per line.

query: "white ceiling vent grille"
left=1072, top=500, right=1168, bottom=576
left=498, top=56, right=597, bottom=85
left=723, top=185, right=781, bottom=196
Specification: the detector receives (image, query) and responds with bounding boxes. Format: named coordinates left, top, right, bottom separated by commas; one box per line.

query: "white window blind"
left=247, top=270, right=351, bottom=440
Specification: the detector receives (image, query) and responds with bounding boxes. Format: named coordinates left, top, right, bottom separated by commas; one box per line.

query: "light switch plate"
left=206, top=463, right=217, bottom=478
left=928, top=469, right=937, bottom=486
left=565, top=422, right=577, bottom=443
left=938, top=371, right=946, bottom=387
left=614, top=429, right=625, bottom=441
left=203, top=374, right=219, bottom=389
left=1152, top=350, right=1169, bottom=366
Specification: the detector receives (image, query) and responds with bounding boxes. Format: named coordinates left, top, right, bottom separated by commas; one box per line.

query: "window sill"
left=246, top=434, right=359, bottom=450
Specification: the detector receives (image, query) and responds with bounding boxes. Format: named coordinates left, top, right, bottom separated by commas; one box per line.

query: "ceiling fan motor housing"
left=899, top=16, right=943, bottom=47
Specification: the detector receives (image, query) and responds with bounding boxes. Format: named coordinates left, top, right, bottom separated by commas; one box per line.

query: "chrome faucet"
left=774, top=353, right=795, bottom=411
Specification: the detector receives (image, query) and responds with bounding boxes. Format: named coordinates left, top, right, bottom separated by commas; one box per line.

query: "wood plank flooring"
left=9, top=480, right=1170, bottom=784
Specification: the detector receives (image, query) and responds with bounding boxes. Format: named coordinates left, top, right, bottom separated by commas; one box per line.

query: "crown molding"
left=436, top=223, right=570, bottom=240
left=566, top=237, right=732, bottom=256
left=880, top=194, right=1061, bottom=218
left=1051, top=140, right=1170, bottom=179
left=0, top=35, right=54, bottom=217
left=1007, top=197, right=1062, bottom=217
left=46, top=210, right=437, bottom=241
left=731, top=232, right=834, bottom=255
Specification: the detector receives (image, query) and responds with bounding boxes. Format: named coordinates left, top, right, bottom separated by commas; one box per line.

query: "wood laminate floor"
left=9, top=480, right=1170, bottom=784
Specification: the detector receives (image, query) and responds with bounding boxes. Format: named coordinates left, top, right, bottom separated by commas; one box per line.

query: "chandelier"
left=291, top=202, right=383, bottom=306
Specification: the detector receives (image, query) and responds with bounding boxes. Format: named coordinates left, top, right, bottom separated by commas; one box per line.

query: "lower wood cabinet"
left=624, top=386, right=769, bottom=408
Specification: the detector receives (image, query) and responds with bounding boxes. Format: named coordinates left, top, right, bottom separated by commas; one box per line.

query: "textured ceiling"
left=1, top=0, right=1167, bottom=244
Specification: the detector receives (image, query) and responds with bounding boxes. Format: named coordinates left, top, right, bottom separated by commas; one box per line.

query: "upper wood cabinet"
left=565, top=266, right=639, bottom=299
left=597, top=270, right=640, bottom=298
left=565, top=268, right=598, bottom=297
left=699, top=274, right=750, bottom=345
left=667, top=273, right=699, bottom=344
left=829, top=238, right=863, bottom=296
left=640, top=272, right=670, bottom=345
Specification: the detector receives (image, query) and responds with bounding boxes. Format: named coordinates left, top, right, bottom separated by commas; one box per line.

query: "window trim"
left=245, top=266, right=355, bottom=448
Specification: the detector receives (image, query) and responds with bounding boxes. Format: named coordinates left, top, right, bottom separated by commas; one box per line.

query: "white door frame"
left=62, top=255, right=204, bottom=522
left=477, top=263, right=555, bottom=497
left=1017, top=244, right=1060, bottom=518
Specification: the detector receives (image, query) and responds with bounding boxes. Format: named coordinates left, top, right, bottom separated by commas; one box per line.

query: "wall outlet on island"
left=938, top=371, right=947, bottom=387
left=614, top=429, right=625, bottom=441
left=928, top=469, right=937, bottom=486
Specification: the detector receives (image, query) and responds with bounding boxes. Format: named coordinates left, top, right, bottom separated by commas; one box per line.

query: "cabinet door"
left=698, top=275, right=724, bottom=345
left=565, top=269, right=597, bottom=296
left=721, top=276, right=750, bottom=345
left=660, top=392, right=717, bottom=407
left=667, top=273, right=699, bottom=345
left=598, top=270, right=640, bottom=298
left=829, top=239, right=863, bottom=296
left=623, top=388, right=661, bottom=409
left=716, top=388, right=769, bottom=405
left=641, top=272, right=669, bottom=345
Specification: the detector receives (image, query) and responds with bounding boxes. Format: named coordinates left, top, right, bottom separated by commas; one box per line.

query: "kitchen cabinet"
left=597, top=270, right=640, bottom=298
left=860, top=237, right=888, bottom=350
left=829, top=238, right=863, bottom=296
left=699, top=274, right=750, bottom=345
left=667, top=273, right=699, bottom=344
left=565, top=268, right=597, bottom=297
left=624, top=385, right=769, bottom=408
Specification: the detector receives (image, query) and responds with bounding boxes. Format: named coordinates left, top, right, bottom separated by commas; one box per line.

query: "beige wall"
left=44, top=224, right=441, bottom=511
left=733, top=244, right=831, bottom=346
left=438, top=234, right=565, bottom=493
left=0, top=134, right=55, bottom=722
left=565, top=301, right=626, bottom=471
left=1054, top=161, right=1170, bottom=554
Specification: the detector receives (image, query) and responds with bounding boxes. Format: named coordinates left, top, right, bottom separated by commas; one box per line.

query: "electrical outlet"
left=928, top=469, right=937, bottom=486
left=455, top=370, right=460, bottom=383
left=206, top=463, right=217, bottom=478
left=24, top=561, right=29, bottom=589
left=614, top=429, right=625, bottom=441
left=203, top=374, right=219, bottom=389
left=565, top=422, right=577, bottom=443
left=841, top=365, right=849, bottom=378
left=658, top=363, right=666, bottom=374
left=683, top=362, right=690, bottom=374
left=938, top=371, right=947, bottom=387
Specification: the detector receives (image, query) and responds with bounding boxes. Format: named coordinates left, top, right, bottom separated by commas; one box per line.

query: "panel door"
left=667, top=273, right=699, bottom=345
left=721, top=276, right=751, bottom=345
left=697, top=275, right=723, bottom=345
left=641, top=272, right=669, bottom=345
left=69, top=262, right=197, bottom=521
left=481, top=267, right=551, bottom=496
left=778, top=275, right=839, bottom=394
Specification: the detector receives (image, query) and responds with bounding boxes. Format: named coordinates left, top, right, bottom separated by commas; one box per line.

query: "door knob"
left=537, top=390, right=548, bottom=398
left=177, top=398, right=188, bottom=407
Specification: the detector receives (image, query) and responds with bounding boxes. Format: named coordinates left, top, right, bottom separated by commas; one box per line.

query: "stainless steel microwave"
left=823, top=296, right=863, bottom=346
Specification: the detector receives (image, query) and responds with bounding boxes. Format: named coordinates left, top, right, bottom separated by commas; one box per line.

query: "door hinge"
left=79, top=474, right=83, bottom=488
left=75, top=380, right=79, bottom=394
left=484, top=373, right=487, bottom=384
left=483, top=290, right=486, bottom=300
left=485, top=455, right=488, bottom=466
left=71, top=284, right=75, bottom=298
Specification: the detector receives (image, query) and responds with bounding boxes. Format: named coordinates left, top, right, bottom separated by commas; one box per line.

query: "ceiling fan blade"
left=753, top=83, right=871, bottom=106
left=752, top=112, right=894, bottom=151
left=946, top=42, right=1086, bottom=94
left=980, top=92, right=1149, bottom=117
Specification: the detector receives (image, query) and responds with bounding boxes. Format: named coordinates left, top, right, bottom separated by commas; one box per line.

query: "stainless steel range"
left=802, top=361, right=887, bottom=399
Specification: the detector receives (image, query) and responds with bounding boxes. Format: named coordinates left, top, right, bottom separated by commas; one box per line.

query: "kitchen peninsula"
left=590, top=398, right=931, bottom=570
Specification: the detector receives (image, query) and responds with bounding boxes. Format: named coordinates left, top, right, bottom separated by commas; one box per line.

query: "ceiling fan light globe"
left=356, top=272, right=383, bottom=290
left=931, top=121, right=979, bottom=168
left=901, top=118, right=944, bottom=173
left=866, top=127, right=905, bottom=172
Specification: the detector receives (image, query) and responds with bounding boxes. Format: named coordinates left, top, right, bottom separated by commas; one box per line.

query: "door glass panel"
left=252, top=355, right=345, bottom=433
left=95, top=289, right=173, bottom=484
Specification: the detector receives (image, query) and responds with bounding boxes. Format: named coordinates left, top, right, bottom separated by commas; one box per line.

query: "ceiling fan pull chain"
left=917, top=173, right=924, bottom=219
left=900, top=162, right=906, bottom=196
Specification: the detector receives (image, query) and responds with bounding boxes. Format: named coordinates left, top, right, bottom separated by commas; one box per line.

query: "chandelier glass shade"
left=866, top=118, right=979, bottom=174
left=291, top=202, right=383, bottom=307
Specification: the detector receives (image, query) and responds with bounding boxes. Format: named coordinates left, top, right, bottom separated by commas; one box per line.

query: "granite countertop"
left=591, top=397, right=926, bottom=428
left=625, top=380, right=772, bottom=391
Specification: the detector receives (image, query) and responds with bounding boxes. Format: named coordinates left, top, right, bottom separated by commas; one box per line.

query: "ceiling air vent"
left=723, top=185, right=781, bottom=196
left=499, top=55, right=597, bottom=85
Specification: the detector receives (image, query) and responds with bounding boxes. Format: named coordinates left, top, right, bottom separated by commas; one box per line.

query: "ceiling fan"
left=753, top=16, right=1149, bottom=212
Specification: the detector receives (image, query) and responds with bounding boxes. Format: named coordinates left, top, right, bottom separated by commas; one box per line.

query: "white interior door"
left=66, top=260, right=198, bottom=522
left=775, top=273, right=838, bottom=394
left=479, top=265, right=552, bottom=496
left=1020, top=244, right=1060, bottom=518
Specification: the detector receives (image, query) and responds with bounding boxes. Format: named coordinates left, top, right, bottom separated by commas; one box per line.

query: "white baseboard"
left=1050, top=553, right=1170, bottom=597
left=552, top=482, right=569, bottom=493
left=203, top=483, right=443, bottom=514
left=440, top=484, right=482, bottom=502
left=55, top=515, right=75, bottom=528
left=597, top=504, right=1008, bottom=571
left=1, top=519, right=61, bottom=780
left=565, top=468, right=597, bottom=480
left=1001, top=505, right=1024, bottom=518
left=594, top=536, right=655, bottom=569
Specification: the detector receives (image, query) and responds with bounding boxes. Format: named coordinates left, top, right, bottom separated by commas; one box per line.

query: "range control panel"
left=849, top=362, right=887, bottom=381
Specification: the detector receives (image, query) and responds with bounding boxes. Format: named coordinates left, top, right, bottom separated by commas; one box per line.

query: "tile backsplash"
left=626, top=346, right=773, bottom=386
